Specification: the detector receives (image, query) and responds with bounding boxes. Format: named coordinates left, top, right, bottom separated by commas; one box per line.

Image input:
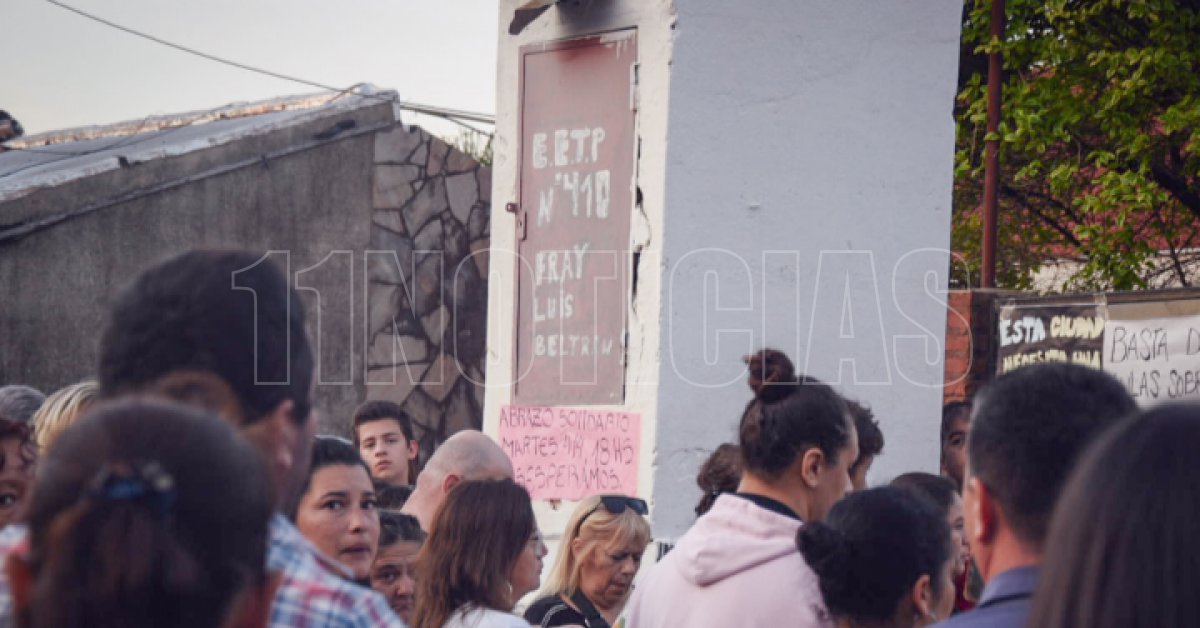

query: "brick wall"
left=944, top=290, right=998, bottom=404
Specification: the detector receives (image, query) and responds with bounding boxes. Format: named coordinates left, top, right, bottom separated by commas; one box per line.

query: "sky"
left=4, top=0, right=498, bottom=140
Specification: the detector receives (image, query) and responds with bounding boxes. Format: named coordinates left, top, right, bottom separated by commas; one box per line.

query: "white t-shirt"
left=443, top=605, right=532, bottom=628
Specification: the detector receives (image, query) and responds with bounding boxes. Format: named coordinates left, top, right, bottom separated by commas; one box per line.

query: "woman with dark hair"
left=626, top=348, right=858, bottom=628
left=890, top=473, right=972, bottom=614
left=412, top=478, right=547, bottom=628
left=1027, top=403, right=1200, bottom=628
left=694, top=443, right=742, bottom=517
left=371, top=511, right=427, bottom=624
left=290, top=436, right=380, bottom=582
left=10, top=399, right=276, bottom=628
left=798, top=487, right=956, bottom=627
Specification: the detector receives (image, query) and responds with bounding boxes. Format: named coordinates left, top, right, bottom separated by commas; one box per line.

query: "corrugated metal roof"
left=0, top=86, right=398, bottom=203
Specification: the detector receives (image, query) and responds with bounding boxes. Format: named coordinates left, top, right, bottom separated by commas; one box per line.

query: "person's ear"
left=242, top=402, right=297, bottom=466
left=406, top=438, right=420, bottom=461
left=5, top=553, right=33, bottom=623
left=441, top=472, right=462, bottom=495
left=241, top=400, right=309, bottom=499
left=799, top=447, right=825, bottom=488
left=910, top=573, right=933, bottom=619
left=967, top=476, right=998, bottom=545
left=224, top=572, right=283, bottom=628
left=571, top=536, right=585, bottom=560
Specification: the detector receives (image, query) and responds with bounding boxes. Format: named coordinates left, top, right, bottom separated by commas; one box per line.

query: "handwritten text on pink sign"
left=498, top=405, right=641, bottom=500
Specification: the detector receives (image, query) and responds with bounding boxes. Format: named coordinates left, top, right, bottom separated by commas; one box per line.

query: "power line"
left=43, top=0, right=495, bottom=133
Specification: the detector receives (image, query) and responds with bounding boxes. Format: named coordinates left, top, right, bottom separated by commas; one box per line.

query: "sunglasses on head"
left=574, top=495, right=648, bottom=537
left=597, top=495, right=648, bottom=516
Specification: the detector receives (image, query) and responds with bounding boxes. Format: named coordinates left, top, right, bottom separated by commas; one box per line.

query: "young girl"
left=890, top=472, right=972, bottom=614
left=11, top=399, right=276, bottom=628
left=798, top=487, right=956, bottom=628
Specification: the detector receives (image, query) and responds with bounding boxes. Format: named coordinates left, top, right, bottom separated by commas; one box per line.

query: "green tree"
left=954, top=0, right=1200, bottom=292
left=454, top=130, right=493, bottom=167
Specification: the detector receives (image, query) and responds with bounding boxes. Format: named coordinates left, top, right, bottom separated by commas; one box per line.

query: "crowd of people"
left=0, top=248, right=1195, bottom=628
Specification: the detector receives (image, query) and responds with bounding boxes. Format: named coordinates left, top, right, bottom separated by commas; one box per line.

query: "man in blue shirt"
left=937, top=363, right=1134, bottom=628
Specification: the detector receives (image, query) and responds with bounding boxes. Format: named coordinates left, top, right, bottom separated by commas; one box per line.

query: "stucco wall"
left=491, top=0, right=962, bottom=547
left=653, top=0, right=963, bottom=537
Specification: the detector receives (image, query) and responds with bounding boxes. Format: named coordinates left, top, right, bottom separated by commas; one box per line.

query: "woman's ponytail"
left=27, top=464, right=215, bottom=628
left=21, top=400, right=273, bottom=628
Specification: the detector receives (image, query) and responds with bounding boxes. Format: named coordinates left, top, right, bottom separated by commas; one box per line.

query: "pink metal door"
left=513, top=30, right=638, bottom=405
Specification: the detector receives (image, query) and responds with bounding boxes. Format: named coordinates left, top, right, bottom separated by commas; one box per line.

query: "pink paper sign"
left=498, top=405, right=641, bottom=500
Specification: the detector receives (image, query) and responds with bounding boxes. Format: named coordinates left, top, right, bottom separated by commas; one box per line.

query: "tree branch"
left=1149, top=202, right=1190, bottom=287
left=1150, top=160, right=1200, bottom=220
left=1001, top=183, right=1084, bottom=247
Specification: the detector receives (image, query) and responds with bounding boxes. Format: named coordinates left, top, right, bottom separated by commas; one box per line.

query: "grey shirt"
left=935, top=566, right=1040, bottom=628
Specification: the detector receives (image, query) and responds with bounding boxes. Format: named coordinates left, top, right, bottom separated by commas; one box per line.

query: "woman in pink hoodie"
left=626, top=349, right=859, bottom=628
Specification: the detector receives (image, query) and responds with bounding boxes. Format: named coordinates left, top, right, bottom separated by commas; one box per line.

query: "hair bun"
left=797, top=522, right=851, bottom=587
left=745, top=349, right=796, bottom=403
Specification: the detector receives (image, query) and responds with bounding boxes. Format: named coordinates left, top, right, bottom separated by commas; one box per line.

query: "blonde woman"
left=31, top=380, right=98, bottom=451
left=524, top=495, right=651, bottom=628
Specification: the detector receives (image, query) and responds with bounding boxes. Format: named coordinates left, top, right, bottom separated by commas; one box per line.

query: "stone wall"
left=366, top=125, right=491, bottom=457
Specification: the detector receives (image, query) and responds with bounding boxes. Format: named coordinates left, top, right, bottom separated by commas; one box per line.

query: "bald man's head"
left=401, top=430, right=513, bottom=531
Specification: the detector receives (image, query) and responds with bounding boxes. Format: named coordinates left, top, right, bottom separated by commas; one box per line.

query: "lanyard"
left=569, top=591, right=611, bottom=628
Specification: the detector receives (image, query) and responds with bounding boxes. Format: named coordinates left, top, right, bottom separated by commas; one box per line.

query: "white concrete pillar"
left=487, top=0, right=963, bottom=555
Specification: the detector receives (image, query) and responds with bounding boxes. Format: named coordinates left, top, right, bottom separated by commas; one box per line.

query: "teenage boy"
left=352, top=400, right=421, bottom=486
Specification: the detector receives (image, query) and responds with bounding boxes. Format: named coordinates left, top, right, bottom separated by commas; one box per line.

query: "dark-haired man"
left=847, top=399, right=883, bottom=490
left=940, top=400, right=971, bottom=492
left=352, top=400, right=421, bottom=486
left=935, top=363, right=1135, bottom=628
left=0, top=251, right=401, bottom=627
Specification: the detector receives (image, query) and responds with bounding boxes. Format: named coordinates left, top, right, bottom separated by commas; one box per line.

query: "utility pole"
left=981, top=0, right=1004, bottom=289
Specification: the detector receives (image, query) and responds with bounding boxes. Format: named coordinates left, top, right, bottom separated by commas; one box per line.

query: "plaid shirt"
left=0, top=525, right=21, bottom=628
left=0, top=515, right=404, bottom=628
